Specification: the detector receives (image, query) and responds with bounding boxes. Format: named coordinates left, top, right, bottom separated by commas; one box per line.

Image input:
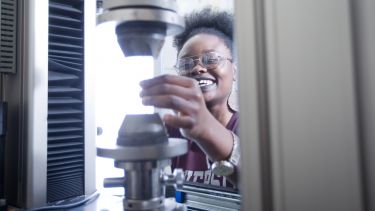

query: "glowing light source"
left=94, top=22, right=154, bottom=193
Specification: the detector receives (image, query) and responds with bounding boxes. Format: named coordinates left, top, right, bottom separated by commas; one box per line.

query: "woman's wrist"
left=198, top=118, right=234, bottom=161
left=211, top=131, right=240, bottom=175
left=228, top=131, right=240, bottom=165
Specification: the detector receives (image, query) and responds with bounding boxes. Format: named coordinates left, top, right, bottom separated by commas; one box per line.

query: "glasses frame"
left=174, top=51, right=233, bottom=75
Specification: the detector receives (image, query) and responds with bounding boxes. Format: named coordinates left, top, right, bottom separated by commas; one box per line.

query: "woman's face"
left=177, top=34, right=235, bottom=108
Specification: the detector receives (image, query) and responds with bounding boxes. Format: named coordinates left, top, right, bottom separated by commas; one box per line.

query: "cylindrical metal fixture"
left=97, top=114, right=188, bottom=210
left=117, top=161, right=165, bottom=201
left=96, top=0, right=184, bottom=58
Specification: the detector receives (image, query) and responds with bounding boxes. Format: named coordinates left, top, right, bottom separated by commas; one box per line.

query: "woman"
left=140, top=8, right=239, bottom=188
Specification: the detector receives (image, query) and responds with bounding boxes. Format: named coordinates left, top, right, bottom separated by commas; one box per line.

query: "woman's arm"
left=140, top=74, right=239, bottom=185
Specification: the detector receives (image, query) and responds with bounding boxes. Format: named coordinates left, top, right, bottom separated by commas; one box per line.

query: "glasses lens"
left=177, top=57, right=194, bottom=73
left=202, top=52, right=220, bottom=68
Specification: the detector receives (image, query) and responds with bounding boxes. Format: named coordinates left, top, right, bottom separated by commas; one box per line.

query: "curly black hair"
left=173, top=7, right=234, bottom=55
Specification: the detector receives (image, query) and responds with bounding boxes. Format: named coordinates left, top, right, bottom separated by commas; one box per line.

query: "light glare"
left=94, top=23, right=155, bottom=194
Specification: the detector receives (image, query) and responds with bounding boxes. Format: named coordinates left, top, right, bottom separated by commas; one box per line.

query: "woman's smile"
left=194, top=76, right=217, bottom=91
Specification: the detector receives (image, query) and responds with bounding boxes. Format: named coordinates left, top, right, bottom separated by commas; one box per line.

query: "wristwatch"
left=211, top=160, right=235, bottom=176
left=211, top=132, right=240, bottom=176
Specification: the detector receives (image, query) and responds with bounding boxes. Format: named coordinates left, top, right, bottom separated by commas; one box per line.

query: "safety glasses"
left=175, top=51, right=232, bottom=75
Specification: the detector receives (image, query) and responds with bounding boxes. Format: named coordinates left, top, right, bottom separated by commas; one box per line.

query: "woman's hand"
left=140, top=74, right=234, bottom=164
left=139, top=74, right=215, bottom=141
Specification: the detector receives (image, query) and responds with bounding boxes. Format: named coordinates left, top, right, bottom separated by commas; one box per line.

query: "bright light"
left=94, top=22, right=154, bottom=194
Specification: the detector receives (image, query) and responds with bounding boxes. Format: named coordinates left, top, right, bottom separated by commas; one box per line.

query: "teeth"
left=198, top=80, right=214, bottom=87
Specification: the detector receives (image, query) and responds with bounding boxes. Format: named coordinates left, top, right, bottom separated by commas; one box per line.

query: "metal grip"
left=162, top=168, right=184, bottom=189
left=103, top=177, right=125, bottom=188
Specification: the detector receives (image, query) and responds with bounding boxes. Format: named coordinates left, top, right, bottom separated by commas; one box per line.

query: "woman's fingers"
left=142, top=95, right=199, bottom=115
left=140, top=74, right=208, bottom=136
left=140, top=83, right=202, bottom=100
left=140, top=74, right=197, bottom=89
left=163, top=114, right=195, bottom=129
left=140, top=74, right=205, bottom=114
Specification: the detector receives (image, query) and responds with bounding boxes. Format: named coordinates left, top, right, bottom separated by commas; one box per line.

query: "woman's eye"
left=204, top=56, right=218, bottom=64
left=179, top=59, right=193, bottom=70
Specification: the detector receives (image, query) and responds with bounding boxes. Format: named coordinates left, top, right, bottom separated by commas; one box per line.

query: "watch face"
left=211, top=160, right=234, bottom=176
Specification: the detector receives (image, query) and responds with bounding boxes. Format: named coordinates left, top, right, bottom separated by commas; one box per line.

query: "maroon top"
left=167, top=112, right=239, bottom=188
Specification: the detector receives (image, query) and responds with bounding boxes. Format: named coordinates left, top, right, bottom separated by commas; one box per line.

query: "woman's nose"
left=190, top=61, right=207, bottom=75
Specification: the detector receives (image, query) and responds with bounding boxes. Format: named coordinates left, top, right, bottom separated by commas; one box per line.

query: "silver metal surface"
left=66, top=193, right=186, bottom=211
left=98, top=141, right=186, bottom=210
left=124, top=196, right=165, bottom=210
left=3, top=0, right=96, bottom=208
left=100, top=160, right=186, bottom=211
left=351, top=1, right=375, bottom=210
left=97, top=138, right=187, bottom=161
left=24, top=0, right=49, bottom=207
left=236, top=0, right=364, bottom=210
left=103, top=0, right=178, bottom=12
left=123, top=197, right=185, bottom=211
left=97, top=8, right=184, bottom=36
left=266, top=1, right=362, bottom=210
left=211, top=160, right=234, bottom=176
left=235, top=0, right=264, bottom=210
left=1, top=0, right=49, bottom=206
left=98, top=137, right=187, bottom=210
left=178, top=185, right=241, bottom=211
left=103, top=177, right=125, bottom=188
left=84, top=0, right=97, bottom=197
left=161, top=168, right=184, bottom=188
left=114, top=159, right=170, bottom=170
left=125, top=163, right=162, bottom=200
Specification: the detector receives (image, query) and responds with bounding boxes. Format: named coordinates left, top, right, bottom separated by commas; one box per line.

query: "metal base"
left=123, top=197, right=186, bottom=211
left=97, top=113, right=188, bottom=211
left=122, top=197, right=186, bottom=211
left=124, top=196, right=164, bottom=210
left=97, top=138, right=187, bottom=161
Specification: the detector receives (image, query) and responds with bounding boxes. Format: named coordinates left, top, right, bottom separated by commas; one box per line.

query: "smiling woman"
left=140, top=8, right=240, bottom=188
